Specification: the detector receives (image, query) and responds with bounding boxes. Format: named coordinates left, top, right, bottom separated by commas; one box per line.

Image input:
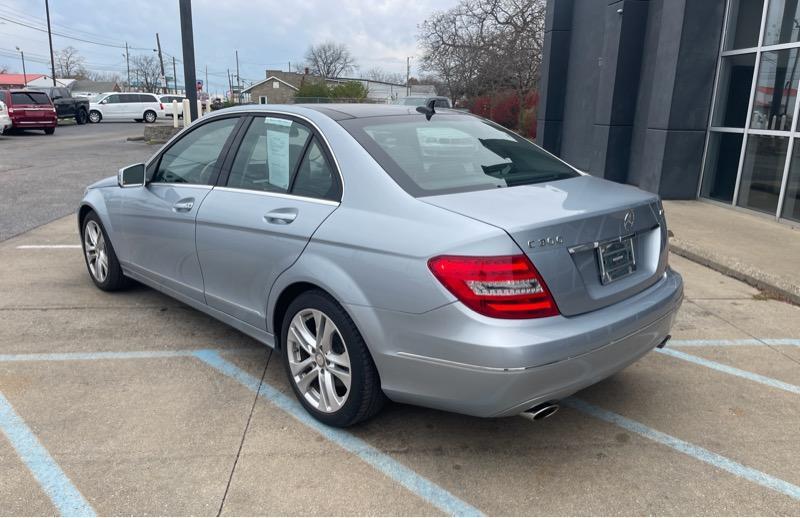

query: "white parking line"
left=566, top=398, right=800, bottom=501
left=671, top=338, right=800, bottom=347
left=15, top=245, right=81, bottom=249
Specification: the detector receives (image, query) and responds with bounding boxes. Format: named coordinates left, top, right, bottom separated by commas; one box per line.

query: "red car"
left=0, top=89, right=57, bottom=134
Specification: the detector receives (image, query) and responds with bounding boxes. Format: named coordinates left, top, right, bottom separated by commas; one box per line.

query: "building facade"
left=537, top=0, right=800, bottom=224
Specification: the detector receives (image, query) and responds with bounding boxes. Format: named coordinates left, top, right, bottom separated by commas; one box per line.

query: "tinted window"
left=433, top=99, right=450, bottom=108
left=341, top=114, right=579, bottom=197
left=139, top=94, right=157, bottom=103
left=11, top=92, right=51, bottom=105
left=227, top=116, right=311, bottom=193
left=104, top=94, right=120, bottom=104
left=119, top=94, right=139, bottom=103
left=291, top=139, right=337, bottom=200
left=152, top=117, right=239, bottom=185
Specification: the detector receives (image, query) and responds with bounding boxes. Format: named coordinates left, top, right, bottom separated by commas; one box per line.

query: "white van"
left=88, top=93, right=165, bottom=123
left=160, top=95, right=186, bottom=118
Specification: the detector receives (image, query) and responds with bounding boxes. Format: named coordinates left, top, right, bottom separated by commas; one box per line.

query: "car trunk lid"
left=421, top=175, right=669, bottom=316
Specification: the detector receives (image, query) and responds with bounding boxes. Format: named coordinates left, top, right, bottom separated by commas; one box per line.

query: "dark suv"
left=0, top=90, right=58, bottom=134
left=29, top=87, right=90, bottom=124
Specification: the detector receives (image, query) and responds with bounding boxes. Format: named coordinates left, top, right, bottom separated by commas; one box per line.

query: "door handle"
left=172, top=199, right=194, bottom=212
left=264, top=208, right=298, bottom=225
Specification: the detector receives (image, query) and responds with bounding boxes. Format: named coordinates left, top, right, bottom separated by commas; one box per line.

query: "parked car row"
left=0, top=89, right=184, bottom=136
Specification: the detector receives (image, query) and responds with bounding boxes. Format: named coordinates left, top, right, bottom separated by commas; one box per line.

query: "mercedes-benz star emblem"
left=623, top=209, right=635, bottom=232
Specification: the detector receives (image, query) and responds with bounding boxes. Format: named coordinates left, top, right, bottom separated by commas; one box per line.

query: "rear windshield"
left=11, top=92, right=51, bottom=105
left=340, top=114, right=579, bottom=197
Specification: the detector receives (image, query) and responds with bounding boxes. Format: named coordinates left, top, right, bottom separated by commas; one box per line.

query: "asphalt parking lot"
left=1, top=124, right=799, bottom=515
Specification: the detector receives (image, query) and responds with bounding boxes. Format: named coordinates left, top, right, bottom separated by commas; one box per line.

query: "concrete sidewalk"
left=664, top=200, right=800, bottom=304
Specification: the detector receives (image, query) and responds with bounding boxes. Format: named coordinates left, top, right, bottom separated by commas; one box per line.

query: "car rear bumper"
left=10, top=115, right=57, bottom=128
left=347, top=268, right=683, bottom=417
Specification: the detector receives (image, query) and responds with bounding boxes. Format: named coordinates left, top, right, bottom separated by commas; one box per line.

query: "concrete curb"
left=669, top=238, right=800, bottom=305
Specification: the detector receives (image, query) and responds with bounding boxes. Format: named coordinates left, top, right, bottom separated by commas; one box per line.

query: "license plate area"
left=597, top=236, right=636, bottom=285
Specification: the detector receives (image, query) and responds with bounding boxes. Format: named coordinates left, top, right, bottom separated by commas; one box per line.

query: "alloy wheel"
left=83, top=220, right=108, bottom=283
left=286, top=309, right=352, bottom=413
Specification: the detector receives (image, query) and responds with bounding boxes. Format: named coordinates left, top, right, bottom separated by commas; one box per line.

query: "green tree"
left=330, top=81, right=368, bottom=100
left=296, top=81, right=330, bottom=98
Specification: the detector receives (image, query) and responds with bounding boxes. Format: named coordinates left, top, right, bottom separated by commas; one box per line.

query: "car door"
left=108, top=115, right=242, bottom=302
left=100, top=94, right=122, bottom=119
left=196, top=115, right=340, bottom=328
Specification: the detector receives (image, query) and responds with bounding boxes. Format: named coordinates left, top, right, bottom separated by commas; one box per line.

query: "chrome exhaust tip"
left=523, top=401, right=560, bottom=421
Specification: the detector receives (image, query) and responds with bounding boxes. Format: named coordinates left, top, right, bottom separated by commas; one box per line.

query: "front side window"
left=104, top=94, right=120, bottom=104
left=151, top=117, right=239, bottom=185
left=341, top=114, right=579, bottom=197
left=227, top=116, right=312, bottom=193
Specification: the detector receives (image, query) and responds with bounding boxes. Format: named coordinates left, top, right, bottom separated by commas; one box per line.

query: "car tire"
left=88, top=110, right=102, bottom=123
left=281, top=290, right=385, bottom=427
left=44, top=127, right=55, bottom=135
left=143, top=110, right=157, bottom=123
left=76, top=109, right=88, bottom=125
left=81, top=211, right=130, bottom=291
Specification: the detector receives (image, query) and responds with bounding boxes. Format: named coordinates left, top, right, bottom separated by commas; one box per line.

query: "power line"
left=0, top=14, right=151, bottom=50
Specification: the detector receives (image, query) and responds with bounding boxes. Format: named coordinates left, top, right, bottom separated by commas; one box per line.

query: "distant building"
left=27, top=77, right=76, bottom=89
left=243, top=69, right=416, bottom=104
left=69, top=80, right=122, bottom=94
left=0, top=73, right=45, bottom=89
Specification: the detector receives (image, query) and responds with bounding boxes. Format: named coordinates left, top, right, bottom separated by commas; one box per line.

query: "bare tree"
left=0, top=64, right=9, bottom=74
left=85, top=70, right=123, bottom=83
left=55, top=46, right=87, bottom=78
left=130, top=54, right=161, bottom=92
left=418, top=0, right=546, bottom=114
left=363, top=67, right=405, bottom=84
left=304, top=42, right=357, bottom=78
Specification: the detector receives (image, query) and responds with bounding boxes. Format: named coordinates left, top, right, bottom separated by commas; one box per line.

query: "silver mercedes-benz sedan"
left=78, top=104, right=683, bottom=427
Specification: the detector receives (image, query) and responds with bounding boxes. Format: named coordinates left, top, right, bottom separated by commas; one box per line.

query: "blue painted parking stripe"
left=0, top=391, right=95, bottom=517
left=565, top=398, right=800, bottom=501
left=657, top=348, right=800, bottom=395
left=0, top=348, right=261, bottom=363
left=670, top=338, right=800, bottom=347
left=192, top=349, right=483, bottom=517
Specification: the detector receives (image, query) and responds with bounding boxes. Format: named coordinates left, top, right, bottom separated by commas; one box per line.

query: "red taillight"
left=428, top=255, right=559, bottom=319
left=160, top=102, right=164, bottom=110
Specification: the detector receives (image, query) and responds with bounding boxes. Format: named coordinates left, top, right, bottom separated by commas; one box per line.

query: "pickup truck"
left=29, top=87, right=90, bottom=125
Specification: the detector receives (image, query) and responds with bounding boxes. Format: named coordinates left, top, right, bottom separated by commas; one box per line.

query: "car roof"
left=207, top=103, right=465, bottom=121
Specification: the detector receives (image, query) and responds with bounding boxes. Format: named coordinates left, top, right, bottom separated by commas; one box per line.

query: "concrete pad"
left=691, top=298, right=800, bottom=339
left=672, top=345, right=800, bottom=386
left=346, top=402, right=800, bottom=515
left=0, top=435, right=58, bottom=516
left=578, top=353, right=800, bottom=489
left=670, top=255, right=761, bottom=301
left=0, top=357, right=266, bottom=515
left=670, top=301, right=751, bottom=340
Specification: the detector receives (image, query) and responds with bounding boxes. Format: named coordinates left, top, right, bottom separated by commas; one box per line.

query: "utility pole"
left=15, top=47, right=27, bottom=85
left=124, top=42, right=131, bottom=92
left=155, top=33, right=167, bottom=94
left=172, top=56, right=178, bottom=94
left=235, top=50, right=241, bottom=104
left=227, top=69, right=233, bottom=103
left=179, top=0, right=198, bottom=121
left=406, top=56, right=411, bottom=96
left=44, top=0, right=57, bottom=86
left=205, top=65, right=208, bottom=97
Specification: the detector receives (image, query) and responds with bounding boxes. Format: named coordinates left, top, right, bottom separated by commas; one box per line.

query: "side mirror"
left=118, top=163, right=146, bottom=188
left=100, top=99, right=108, bottom=105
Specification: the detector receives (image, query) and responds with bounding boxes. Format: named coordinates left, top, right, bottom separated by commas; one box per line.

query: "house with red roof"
left=0, top=73, right=46, bottom=89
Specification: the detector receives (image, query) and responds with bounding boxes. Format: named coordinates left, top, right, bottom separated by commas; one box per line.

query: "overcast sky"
left=0, top=0, right=457, bottom=94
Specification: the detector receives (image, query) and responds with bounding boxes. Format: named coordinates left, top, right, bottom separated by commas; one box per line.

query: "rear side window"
left=340, top=114, right=579, bottom=197
left=119, top=94, right=139, bottom=103
left=291, top=139, right=337, bottom=200
left=152, top=117, right=239, bottom=185
left=11, top=92, right=51, bottom=105
left=138, top=94, right=156, bottom=103
left=227, top=116, right=312, bottom=194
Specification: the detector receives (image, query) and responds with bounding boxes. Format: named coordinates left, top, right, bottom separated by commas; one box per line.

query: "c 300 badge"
left=528, top=235, right=564, bottom=248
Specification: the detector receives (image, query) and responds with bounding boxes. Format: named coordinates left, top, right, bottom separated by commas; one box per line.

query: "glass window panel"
left=763, top=0, right=800, bottom=45
left=780, top=143, right=800, bottom=221
left=750, top=49, right=800, bottom=131
left=724, top=0, right=765, bottom=50
left=737, top=134, right=789, bottom=214
left=712, top=53, right=756, bottom=128
left=701, top=132, right=744, bottom=203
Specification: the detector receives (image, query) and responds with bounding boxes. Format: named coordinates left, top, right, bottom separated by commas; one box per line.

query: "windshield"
left=398, top=97, right=426, bottom=106
left=340, top=114, right=580, bottom=197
